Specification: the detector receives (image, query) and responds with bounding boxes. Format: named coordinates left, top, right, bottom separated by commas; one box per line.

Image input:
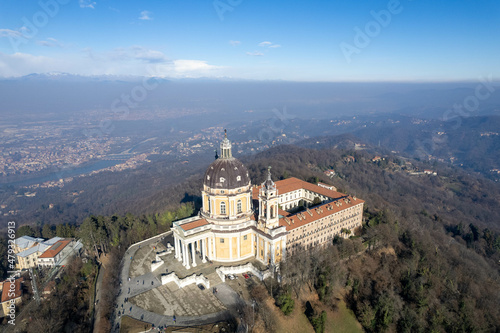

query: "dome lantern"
left=220, top=129, right=232, bottom=159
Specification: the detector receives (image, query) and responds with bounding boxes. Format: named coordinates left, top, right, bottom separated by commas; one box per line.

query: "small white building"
left=37, top=239, right=74, bottom=268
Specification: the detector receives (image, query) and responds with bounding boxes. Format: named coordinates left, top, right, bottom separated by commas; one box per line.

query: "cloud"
left=229, top=40, right=241, bottom=46
left=79, top=0, right=96, bottom=9
left=172, top=60, right=221, bottom=72
left=246, top=51, right=264, bottom=56
left=0, top=49, right=223, bottom=79
left=259, top=41, right=281, bottom=48
left=0, top=52, right=61, bottom=77
left=139, top=10, right=153, bottom=20
left=109, top=46, right=167, bottom=63
left=0, top=29, right=23, bottom=38
left=36, top=38, right=64, bottom=48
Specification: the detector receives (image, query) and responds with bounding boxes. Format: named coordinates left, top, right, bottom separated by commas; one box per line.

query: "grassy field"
left=272, top=292, right=362, bottom=333
left=325, top=300, right=363, bottom=333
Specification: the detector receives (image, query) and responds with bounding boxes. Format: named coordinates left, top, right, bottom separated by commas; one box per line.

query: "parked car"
left=197, top=284, right=205, bottom=290
left=243, top=273, right=249, bottom=279
left=227, top=274, right=235, bottom=280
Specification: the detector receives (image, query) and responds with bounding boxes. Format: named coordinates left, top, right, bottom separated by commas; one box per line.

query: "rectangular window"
left=243, top=235, right=247, bottom=240
left=220, top=238, right=224, bottom=243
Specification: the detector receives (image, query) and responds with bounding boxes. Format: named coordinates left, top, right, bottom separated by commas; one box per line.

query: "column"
left=256, top=235, right=260, bottom=259
left=212, top=235, right=216, bottom=260
left=270, top=242, right=275, bottom=265
left=183, top=242, right=190, bottom=269
left=202, top=238, right=207, bottom=263
left=177, top=238, right=183, bottom=262
left=229, top=237, right=233, bottom=260
left=208, top=236, right=212, bottom=260
left=174, top=235, right=179, bottom=259
left=264, top=240, right=268, bottom=264
left=237, top=234, right=241, bottom=259
left=191, top=242, right=197, bottom=267
left=281, top=238, right=286, bottom=260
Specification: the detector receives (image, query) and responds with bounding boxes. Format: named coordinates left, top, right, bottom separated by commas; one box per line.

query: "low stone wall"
left=216, top=263, right=272, bottom=282
left=161, top=272, right=210, bottom=289
left=151, top=259, right=163, bottom=272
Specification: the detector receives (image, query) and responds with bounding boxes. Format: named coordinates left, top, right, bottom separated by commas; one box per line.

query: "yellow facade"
left=215, top=236, right=230, bottom=259
left=231, top=237, right=237, bottom=258
left=240, top=234, right=252, bottom=257
left=203, top=192, right=250, bottom=217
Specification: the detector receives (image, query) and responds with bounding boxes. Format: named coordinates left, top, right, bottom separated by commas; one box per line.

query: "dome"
left=203, top=130, right=250, bottom=190
left=204, top=157, right=250, bottom=189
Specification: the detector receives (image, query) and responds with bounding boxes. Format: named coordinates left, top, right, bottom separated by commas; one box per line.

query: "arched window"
left=220, top=201, right=226, bottom=215
left=237, top=199, right=242, bottom=213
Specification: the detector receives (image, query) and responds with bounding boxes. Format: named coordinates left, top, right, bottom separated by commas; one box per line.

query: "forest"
left=244, top=144, right=500, bottom=332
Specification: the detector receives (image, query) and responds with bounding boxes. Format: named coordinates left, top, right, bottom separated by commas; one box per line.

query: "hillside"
left=245, top=143, right=500, bottom=332
left=351, top=115, right=500, bottom=181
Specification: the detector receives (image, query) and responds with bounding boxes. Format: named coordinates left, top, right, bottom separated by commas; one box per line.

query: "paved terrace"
left=111, top=231, right=265, bottom=332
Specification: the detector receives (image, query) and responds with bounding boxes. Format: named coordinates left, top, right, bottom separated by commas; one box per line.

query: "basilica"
left=172, top=131, right=364, bottom=269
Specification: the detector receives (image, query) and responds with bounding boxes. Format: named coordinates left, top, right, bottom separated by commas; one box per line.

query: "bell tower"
left=258, top=166, right=279, bottom=229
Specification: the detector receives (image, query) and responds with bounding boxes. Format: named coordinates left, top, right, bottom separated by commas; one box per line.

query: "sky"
left=0, top=0, right=499, bottom=81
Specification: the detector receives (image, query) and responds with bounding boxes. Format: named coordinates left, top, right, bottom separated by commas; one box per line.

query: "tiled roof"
left=180, top=218, right=209, bottom=231
left=275, top=177, right=344, bottom=199
left=279, top=195, right=364, bottom=231
left=278, top=208, right=291, bottom=217
left=1, top=278, right=23, bottom=303
left=253, top=177, right=344, bottom=200
left=38, top=239, right=71, bottom=259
